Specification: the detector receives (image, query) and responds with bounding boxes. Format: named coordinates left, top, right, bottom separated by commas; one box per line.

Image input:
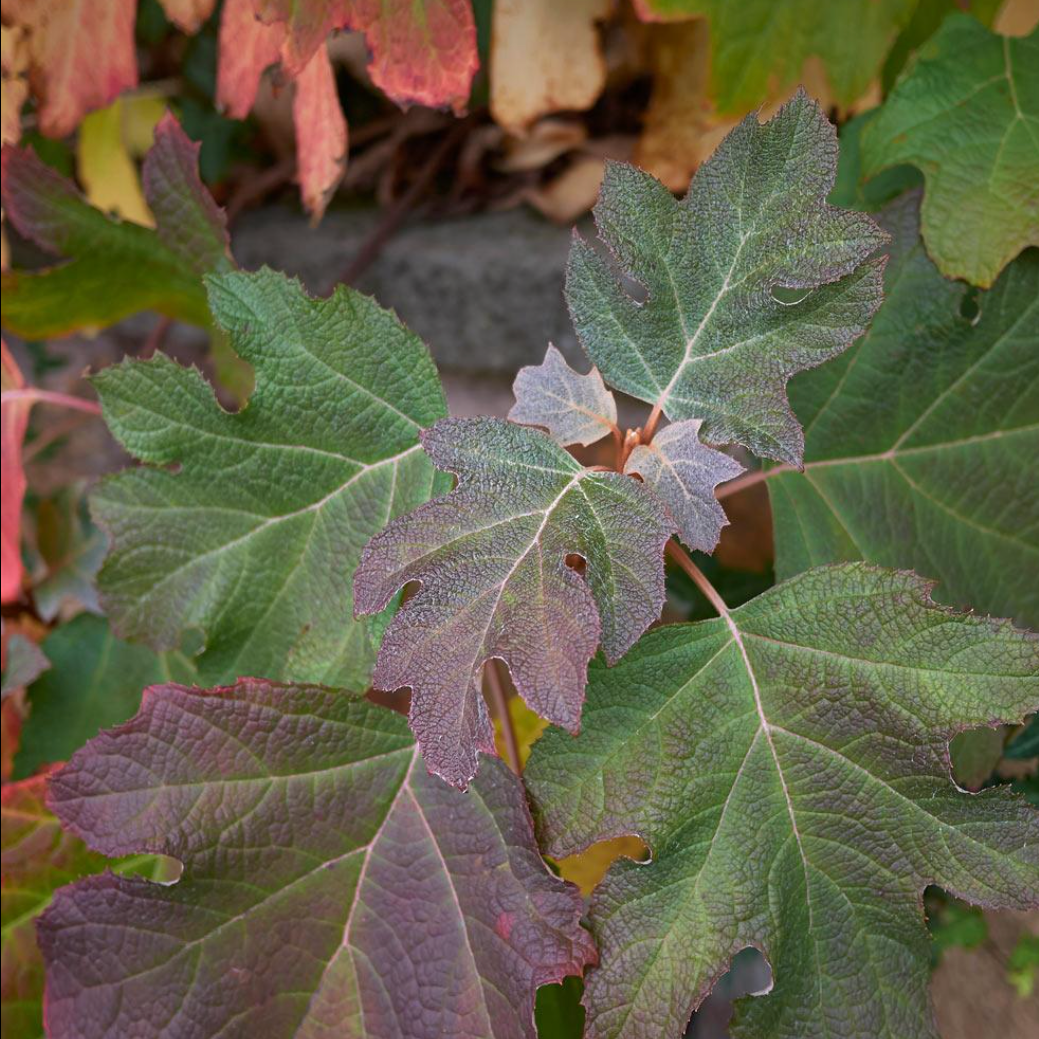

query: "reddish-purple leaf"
left=355, top=417, right=675, bottom=787
left=39, top=680, right=596, bottom=1038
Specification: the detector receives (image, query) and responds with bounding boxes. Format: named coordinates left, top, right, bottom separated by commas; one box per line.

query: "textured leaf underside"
left=91, top=267, right=447, bottom=690
left=526, top=564, right=1039, bottom=1039
left=624, top=419, right=743, bottom=554
left=771, top=191, right=1039, bottom=628
left=0, top=114, right=230, bottom=339
left=39, top=681, right=596, bottom=1039
left=861, top=16, right=1039, bottom=288
left=566, top=91, right=888, bottom=466
left=354, top=417, right=675, bottom=787
left=510, top=345, right=619, bottom=448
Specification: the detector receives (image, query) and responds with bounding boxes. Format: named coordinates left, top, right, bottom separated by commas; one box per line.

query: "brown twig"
left=665, top=540, right=729, bottom=618
left=337, top=116, right=474, bottom=287
left=226, top=156, right=296, bottom=224
left=486, top=659, right=521, bottom=774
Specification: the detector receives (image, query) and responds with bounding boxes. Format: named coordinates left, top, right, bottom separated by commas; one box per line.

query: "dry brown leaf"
left=1, top=24, right=29, bottom=147
left=526, top=154, right=606, bottom=223
left=497, top=118, right=588, bottom=173
left=490, top=0, right=612, bottom=135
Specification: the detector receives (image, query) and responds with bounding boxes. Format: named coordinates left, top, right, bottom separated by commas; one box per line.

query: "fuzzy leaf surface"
left=510, top=345, right=618, bottom=447
left=566, top=92, right=887, bottom=466
left=355, top=417, right=674, bottom=788
left=527, top=564, right=1039, bottom=1039
left=1, top=770, right=158, bottom=1039
left=13, top=613, right=195, bottom=780
left=624, top=420, right=742, bottom=554
left=770, top=192, right=1039, bottom=627
left=1, top=114, right=230, bottom=339
left=633, top=0, right=917, bottom=114
left=92, top=267, right=446, bottom=689
left=861, top=16, right=1039, bottom=287
left=40, top=680, right=596, bottom=1039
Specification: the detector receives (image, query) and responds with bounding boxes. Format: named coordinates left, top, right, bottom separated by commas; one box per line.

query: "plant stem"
left=1, top=389, right=101, bottom=414
left=642, top=402, right=663, bottom=443
left=665, top=540, right=730, bottom=619
left=486, top=659, right=521, bottom=774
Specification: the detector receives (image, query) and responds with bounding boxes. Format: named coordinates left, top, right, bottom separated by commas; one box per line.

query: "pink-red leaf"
left=293, top=43, right=348, bottom=221
left=0, top=344, right=29, bottom=604
left=4, top=0, right=137, bottom=138
left=216, top=0, right=286, bottom=119
left=40, top=680, right=596, bottom=1038
left=157, top=0, right=217, bottom=33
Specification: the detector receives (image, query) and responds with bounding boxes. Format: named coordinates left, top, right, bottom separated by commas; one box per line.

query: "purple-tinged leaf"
left=355, top=417, right=675, bottom=787
left=39, top=680, right=596, bottom=1039
left=510, top=345, right=618, bottom=447
left=624, top=419, right=743, bottom=553
left=527, top=564, right=1039, bottom=1039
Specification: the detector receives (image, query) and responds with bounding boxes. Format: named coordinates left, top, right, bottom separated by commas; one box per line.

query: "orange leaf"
left=4, top=0, right=137, bottom=138
left=293, top=44, right=347, bottom=221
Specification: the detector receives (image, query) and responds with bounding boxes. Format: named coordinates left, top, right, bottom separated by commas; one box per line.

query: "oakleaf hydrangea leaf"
left=1, top=769, right=160, bottom=1039
left=861, top=15, right=1039, bottom=288
left=510, top=344, right=619, bottom=447
left=771, top=191, right=1039, bottom=628
left=92, top=267, right=447, bottom=690
left=566, top=91, right=887, bottom=466
left=624, top=419, right=743, bottom=553
left=39, top=680, right=596, bottom=1039
left=527, top=564, right=1039, bottom=1039
left=354, top=417, right=674, bottom=788
left=1, top=113, right=230, bottom=339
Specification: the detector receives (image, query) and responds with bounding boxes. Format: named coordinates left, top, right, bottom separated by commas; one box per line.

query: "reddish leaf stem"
left=715, top=466, right=791, bottom=499
left=665, top=540, right=730, bottom=619
left=1, top=389, right=101, bottom=414
left=486, top=659, right=521, bottom=774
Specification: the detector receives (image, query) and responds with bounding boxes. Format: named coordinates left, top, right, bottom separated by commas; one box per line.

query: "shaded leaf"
left=527, top=564, right=1039, bottom=1039
left=1, top=770, right=160, bottom=1039
left=1, top=113, right=231, bottom=338
left=567, top=92, right=887, bottom=466
left=861, top=15, right=1039, bottom=287
left=0, top=631, right=48, bottom=700
left=770, top=191, right=1039, bottom=628
left=949, top=727, right=1005, bottom=790
left=92, top=267, right=446, bottom=689
left=3, top=0, right=137, bottom=138
left=510, top=344, right=618, bottom=448
left=624, top=419, right=742, bottom=554
left=1005, top=715, right=1039, bottom=760
left=632, top=0, right=915, bottom=114
left=0, top=343, right=29, bottom=604
left=13, top=613, right=195, bottom=779
left=355, top=417, right=674, bottom=788
left=40, top=680, right=596, bottom=1038
left=490, top=0, right=610, bottom=134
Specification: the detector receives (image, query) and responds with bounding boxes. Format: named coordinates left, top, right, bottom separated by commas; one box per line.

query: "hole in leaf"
left=770, top=285, right=812, bottom=306
left=564, top=552, right=587, bottom=575
left=685, top=947, right=773, bottom=1036
left=960, top=287, right=981, bottom=324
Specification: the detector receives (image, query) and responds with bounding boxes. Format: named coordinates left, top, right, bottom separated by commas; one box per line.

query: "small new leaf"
left=861, top=16, right=1039, bottom=288
left=1, top=114, right=230, bottom=338
left=510, top=344, right=618, bottom=447
left=40, top=680, right=596, bottom=1039
left=527, top=565, right=1039, bottom=1039
left=567, top=91, right=887, bottom=465
left=92, top=267, right=447, bottom=690
left=624, top=420, right=743, bottom=553
left=355, top=417, right=675, bottom=787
